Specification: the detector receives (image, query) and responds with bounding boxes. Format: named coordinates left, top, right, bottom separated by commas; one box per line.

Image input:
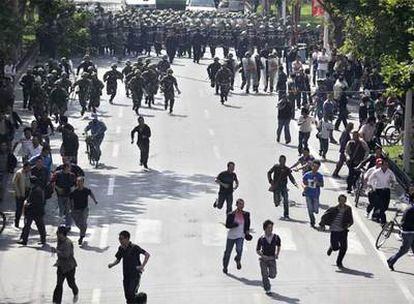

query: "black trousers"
left=20, top=215, right=46, bottom=243
left=346, top=164, right=360, bottom=191
left=330, top=230, right=348, bottom=265
left=366, top=190, right=377, bottom=214
left=15, top=196, right=25, bottom=225
left=138, top=142, right=149, bottom=167
left=375, top=188, right=391, bottom=224
left=335, top=111, right=348, bottom=130
left=123, top=275, right=141, bottom=304
left=193, top=46, right=202, bottom=63
left=23, top=88, right=31, bottom=108
left=53, top=267, right=79, bottom=304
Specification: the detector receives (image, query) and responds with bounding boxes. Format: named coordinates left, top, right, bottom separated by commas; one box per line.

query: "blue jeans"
left=273, top=185, right=289, bottom=217
left=388, top=233, right=414, bottom=266
left=58, top=196, right=72, bottom=228
left=223, top=238, right=244, bottom=269
left=306, top=196, right=319, bottom=226
left=277, top=119, right=291, bottom=142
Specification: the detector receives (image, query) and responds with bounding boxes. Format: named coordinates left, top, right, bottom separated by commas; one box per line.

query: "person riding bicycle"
left=84, top=113, right=106, bottom=162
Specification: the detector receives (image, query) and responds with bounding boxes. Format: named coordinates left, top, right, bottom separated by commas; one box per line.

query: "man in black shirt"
left=131, top=116, right=151, bottom=170
left=214, top=161, right=239, bottom=214
left=256, top=220, right=281, bottom=295
left=108, top=230, right=150, bottom=304
left=267, top=155, right=298, bottom=219
left=69, top=177, right=97, bottom=245
left=18, top=176, right=46, bottom=246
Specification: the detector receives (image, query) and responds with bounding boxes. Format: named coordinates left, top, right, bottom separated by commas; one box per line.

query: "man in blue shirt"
left=29, top=146, right=53, bottom=175
left=302, top=160, right=324, bottom=227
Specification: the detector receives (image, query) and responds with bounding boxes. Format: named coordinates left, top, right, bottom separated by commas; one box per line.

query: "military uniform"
left=73, top=77, right=91, bottom=116
left=103, top=68, right=123, bottom=103
left=215, top=66, right=233, bottom=104
left=128, top=74, right=144, bottom=114
left=160, top=74, right=179, bottom=113
left=89, top=77, right=104, bottom=112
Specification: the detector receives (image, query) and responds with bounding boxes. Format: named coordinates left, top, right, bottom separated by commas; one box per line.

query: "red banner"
left=312, top=0, right=324, bottom=17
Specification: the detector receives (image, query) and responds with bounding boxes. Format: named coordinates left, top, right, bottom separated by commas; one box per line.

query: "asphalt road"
left=0, top=51, right=413, bottom=304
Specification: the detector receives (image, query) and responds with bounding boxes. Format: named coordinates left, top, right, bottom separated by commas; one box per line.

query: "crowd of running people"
left=0, top=5, right=413, bottom=304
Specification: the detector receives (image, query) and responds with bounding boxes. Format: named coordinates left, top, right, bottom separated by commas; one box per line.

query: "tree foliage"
left=319, top=0, right=414, bottom=95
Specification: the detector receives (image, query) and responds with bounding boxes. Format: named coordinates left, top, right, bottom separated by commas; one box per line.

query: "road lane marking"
left=289, top=122, right=414, bottom=301
left=118, top=108, right=124, bottom=118
left=135, top=219, right=162, bottom=244
left=116, top=126, right=121, bottom=134
left=204, top=109, right=210, bottom=119
left=202, top=223, right=226, bottom=246
left=347, top=231, right=366, bottom=255
left=99, top=224, right=109, bottom=248
left=276, top=227, right=297, bottom=251
left=91, top=288, right=101, bottom=304
left=213, top=145, right=221, bottom=159
left=208, top=129, right=215, bottom=136
left=112, top=144, right=119, bottom=158
left=107, top=176, right=115, bottom=196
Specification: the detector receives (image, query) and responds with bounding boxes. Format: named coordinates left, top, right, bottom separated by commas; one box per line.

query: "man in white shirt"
left=317, top=49, right=329, bottom=80
left=359, top=116, right=377, bottom=149
left=368, top=159, right=396, bottom=224
left=13, top=127, right=33, bottom=162
left=364, top=158, right=383, bottom=219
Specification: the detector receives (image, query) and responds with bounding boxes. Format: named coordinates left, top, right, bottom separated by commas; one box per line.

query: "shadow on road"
left=267, top=292, right=301, bottom=303
left=335, top=267, right=374, bottom=278
left=225, top=273, right=262, bottom=286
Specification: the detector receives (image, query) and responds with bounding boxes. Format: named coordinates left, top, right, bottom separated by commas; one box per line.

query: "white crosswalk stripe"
left=135, top=219, right=162, bottom=244
left=91, top=288, right=101, bottom=304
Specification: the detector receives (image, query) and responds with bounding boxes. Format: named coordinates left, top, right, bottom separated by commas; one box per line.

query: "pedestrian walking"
left=276, top=95, right=292, bottom=144
left=131, top=116, right=151, bottom=169
left=256, top=220, right=281, bottom=295
left=364, top=159, right=383, bottom=220
left=297, top=107, right=313, bottom=155
left=70, top=177, right=98, bottom=245
left=332, top=122, right=354, bottom=178
left=12, top=162, right=31, bottom=228
left=267, top=155, right=298, bottom=219
left=18, top=176, right=46, bottom=245
left=222, top=198, right=252, bottom=274
left=367, top=159, right=396, bottom=224
left=213, top=161, right=239, bottom=214
left=51, top=226, right=79, bottom=304
left=302, top=160, right=324, bottom=228
left=320, top=194, right=354, bottom=269
left=108, top=230, right=151, bottom=304
left=387, top=185, right=414, bottom=270
left=316, top=116, right=333, bottom=160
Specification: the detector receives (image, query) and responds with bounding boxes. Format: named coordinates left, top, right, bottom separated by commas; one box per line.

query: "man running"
left=222, top=198, right=252, bottom=274
left=108, top=230, right=150, bottom=304
left=256, top=220, right=281, bottom=295
left=103, top=64, right=123, bottom=104
left=160, top=69, right=181, bottom=114
left=320, top=194, right=354, bottom=269
left=214, top=161, right=239, bottom=214
left=131, top=116, right=151, bottom=169
left=303, top=160, right=324, bottom=228
left=70, top=177, right=98, bottom=245
left=267, top=155, right=298, bottom=219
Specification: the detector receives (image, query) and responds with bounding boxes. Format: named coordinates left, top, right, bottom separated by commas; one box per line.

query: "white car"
left=124, top=0, right=156, bottom=9
left=186, top=0, right=217, bottom=12
left=218, top=0, right=244, bottom=12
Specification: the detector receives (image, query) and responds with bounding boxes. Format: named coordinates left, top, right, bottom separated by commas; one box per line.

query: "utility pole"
left=282, top=0, right=287, bottom=24
left=403, top=89, right=413, bottom=174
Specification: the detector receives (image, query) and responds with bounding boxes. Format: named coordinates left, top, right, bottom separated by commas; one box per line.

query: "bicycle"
left=354, top=168, right=366, bottom=207
left=375, top=209, right=403, bottom=249
left=383, top=125, right=402, bottom=145
left=85, top=135, right=100, bottom=168
left=0, top=211, right=6, bottom=234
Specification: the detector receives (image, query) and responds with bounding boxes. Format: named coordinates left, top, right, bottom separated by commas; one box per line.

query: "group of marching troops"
left=19, top=54, right=182, bottom=120
left=88, top=8, right=321, bottom=62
